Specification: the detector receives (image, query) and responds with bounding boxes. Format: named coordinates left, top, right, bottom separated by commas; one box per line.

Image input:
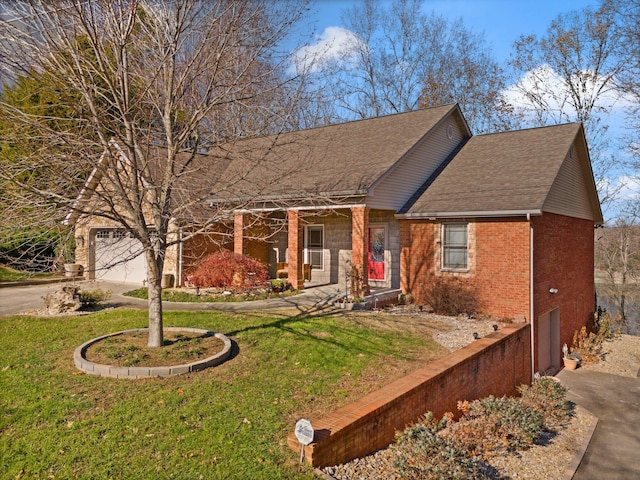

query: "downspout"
left=528, top=213, right=535, bottom=380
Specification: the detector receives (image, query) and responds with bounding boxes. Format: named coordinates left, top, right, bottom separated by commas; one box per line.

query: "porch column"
left=351, top=206, right=370, bottom=295
left=287, top=209, right=304, bottom=290
left=234, top=213, right=245, bottom=255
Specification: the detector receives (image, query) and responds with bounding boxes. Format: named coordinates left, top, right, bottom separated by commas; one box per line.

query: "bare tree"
left=509, top=4, right=624, bottom=204
left=595, top=201, right=640, bottom=331
left=325, top=0, right=514, bottom=133
left=0, top=0, right=308, bottom=347
left=606, top=0, right=640, bottom=168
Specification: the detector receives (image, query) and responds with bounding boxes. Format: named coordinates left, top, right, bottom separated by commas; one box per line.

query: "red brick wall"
left=400, top=221, right=435, bottom=296
left=287, top=210, right=304, bottom=289
left=532, top=213, right=595, bottom=368
left=181, top=227, right=232, bottom=281
left=474, top=219, right=530, bottom=319
left=287, top=323, right=531, bottom=468
left=400, top=218, right=530, bottom=319
left=351, top=206, right=370, bottom=291
left=233, top=214, right=270, bottom=264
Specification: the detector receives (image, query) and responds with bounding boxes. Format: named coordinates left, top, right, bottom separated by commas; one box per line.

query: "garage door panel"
left=95, top=230, right=147, bottom=284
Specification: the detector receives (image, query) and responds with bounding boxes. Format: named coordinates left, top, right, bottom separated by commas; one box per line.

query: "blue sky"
left=306, top=0, right=598, bottom=62
left=298, top=0, right=636, bottom=219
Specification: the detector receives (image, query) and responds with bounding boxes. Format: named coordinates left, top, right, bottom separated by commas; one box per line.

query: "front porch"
left=232, top=206, right=400, bottom=293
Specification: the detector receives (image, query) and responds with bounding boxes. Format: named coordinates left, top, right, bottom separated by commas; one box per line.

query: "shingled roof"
left=204, top=104, right=461, bottom=204
left=398, top=122, right=603, bottom=223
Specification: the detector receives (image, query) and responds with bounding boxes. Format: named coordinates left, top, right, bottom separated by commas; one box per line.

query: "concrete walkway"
left=556, top=367, right=640, bottom=479
left=0, top=279, right=345, bottom=316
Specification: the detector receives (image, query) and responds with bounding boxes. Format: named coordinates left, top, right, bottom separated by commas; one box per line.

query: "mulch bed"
left=84, top=330, right=226, bottom=367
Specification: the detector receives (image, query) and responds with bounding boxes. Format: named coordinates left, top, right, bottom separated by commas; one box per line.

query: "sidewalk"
left=556, top=364, right=640, bottom=479
left=0, top=278, right=346, bottom=317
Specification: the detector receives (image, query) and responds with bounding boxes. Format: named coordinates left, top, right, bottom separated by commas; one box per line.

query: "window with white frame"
left=442, top=223, right=468, bottom=270
left=304, top=225, right=324, bottom=270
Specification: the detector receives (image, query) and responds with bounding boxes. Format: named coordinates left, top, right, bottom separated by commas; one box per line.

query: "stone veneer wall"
left=287, top=322, right=531, bottom=468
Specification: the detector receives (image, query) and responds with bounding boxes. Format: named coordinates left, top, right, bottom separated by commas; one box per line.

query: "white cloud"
left=609, top=175, right=640, bottom=201
left=290, top=26, right=363, bottom=75
left=503, top=64, right=636, bottom=123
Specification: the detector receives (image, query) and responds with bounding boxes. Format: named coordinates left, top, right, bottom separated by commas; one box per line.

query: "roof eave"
left=207, top=190, right=369, bottom=207
left=395, top=209, right=543, bottom=220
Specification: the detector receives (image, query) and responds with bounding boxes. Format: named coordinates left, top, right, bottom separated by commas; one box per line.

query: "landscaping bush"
left=393, top=413, right=487, bottom=480
left=420, top=277, right=477, bottom=316
left=188, top=251, right=268, bottom=289
left=270, top=278, right=291, bottom=292
left=78, top=288, right=112, bottom=307
left=443, top=396, right=544, bottom=455
left=392, top=382, right=568, bottom=478
left=571, top=311, right=621, bottom=365
left=518, top=376, right=569, bottom=429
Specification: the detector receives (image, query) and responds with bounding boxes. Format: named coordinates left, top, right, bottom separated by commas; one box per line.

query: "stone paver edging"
left=564, top=405, right=599, bottom=480
left=74, top=327, right=232, bottom=379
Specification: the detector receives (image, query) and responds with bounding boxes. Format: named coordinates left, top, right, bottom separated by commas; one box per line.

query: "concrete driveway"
left=556, top=367, right=640, bottom=479
left=0, top=280, right=141, bottom=317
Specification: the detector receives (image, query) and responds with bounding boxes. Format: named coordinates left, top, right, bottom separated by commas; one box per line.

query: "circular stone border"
left=74, top=327, right=232, bottom=379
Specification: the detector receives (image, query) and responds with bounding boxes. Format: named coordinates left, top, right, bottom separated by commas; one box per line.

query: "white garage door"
left=94, top=229, right=147, bottom=284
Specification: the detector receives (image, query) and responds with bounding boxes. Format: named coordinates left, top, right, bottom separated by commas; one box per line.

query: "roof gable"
left=399, top=123, right=603, bottom=222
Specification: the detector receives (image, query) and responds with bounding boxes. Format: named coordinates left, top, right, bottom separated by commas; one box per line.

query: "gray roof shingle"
left=204, top=104, right=459, bottom=203
left=400, top=122, right=595, bottom=217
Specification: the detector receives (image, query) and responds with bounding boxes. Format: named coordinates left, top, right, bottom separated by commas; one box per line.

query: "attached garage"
left=93, top=229, right=147, bottom=284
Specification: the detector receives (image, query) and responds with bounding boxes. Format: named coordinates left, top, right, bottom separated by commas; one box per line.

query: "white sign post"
left=294, top=418, right=314, bottom=463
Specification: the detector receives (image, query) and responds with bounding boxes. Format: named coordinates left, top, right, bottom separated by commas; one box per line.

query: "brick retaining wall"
left=287, top=322, right=531, bottom=467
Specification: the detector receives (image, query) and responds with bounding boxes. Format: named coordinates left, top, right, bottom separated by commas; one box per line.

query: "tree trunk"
left=146, top=249, right=164, bottom=348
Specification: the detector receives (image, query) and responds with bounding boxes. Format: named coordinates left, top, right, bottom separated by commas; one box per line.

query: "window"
left=305, top=225, right=324, bottom=269
left=442, top=223, right=468, bottom=270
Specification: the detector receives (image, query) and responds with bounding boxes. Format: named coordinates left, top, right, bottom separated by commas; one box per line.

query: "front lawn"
left=0, top=264, right=55, bottom=282
left=0, top=309, right=445, bottom=479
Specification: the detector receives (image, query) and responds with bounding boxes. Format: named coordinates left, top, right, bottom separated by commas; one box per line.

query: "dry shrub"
left=420, top=277, right=477, bottom=316
left=392, top=413, right=486, bottom=480
left=442, top=396, right=544, bottom=456
left=518, top=376, right=569, bottom=429
left=392, top=382, right=569, bottom=477
left=189, top=251, right=268, bottom=289
left=571, top=311, right=621, bottom=365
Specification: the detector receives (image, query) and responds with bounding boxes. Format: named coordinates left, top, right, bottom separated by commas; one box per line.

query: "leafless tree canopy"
left=509, top=3, right=625, bottom=205
left=324, top=0, right=514, bottom=134
left=0, top=0, right=308, bottom=346
left=595, top=202, right=640, bottom=329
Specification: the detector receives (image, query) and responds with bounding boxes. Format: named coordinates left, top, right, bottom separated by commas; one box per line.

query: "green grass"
left=0, top=309, right=438, bottom=479
left=0, top=264, right=55, bottom=282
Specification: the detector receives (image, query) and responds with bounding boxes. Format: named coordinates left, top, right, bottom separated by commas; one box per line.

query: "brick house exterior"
left=395, top=121, right=602, bottom=374
left=71, top=104, right=602, bottom=373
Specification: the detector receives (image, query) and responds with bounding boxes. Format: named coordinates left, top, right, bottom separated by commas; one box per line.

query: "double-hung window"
left=442, top=223, right=468, bottom=270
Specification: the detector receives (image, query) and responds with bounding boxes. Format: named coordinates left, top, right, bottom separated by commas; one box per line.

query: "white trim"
left=396, top=209, right=543, bottom=220
left=234, top=203, right=366, bottom=214
left=368, top=223, right=388, bottom=282
left=529, top=213, right=535, bottom=379
left=304, top=224, right=325, bottom=271
left=441, top=222, right=469, bottom=271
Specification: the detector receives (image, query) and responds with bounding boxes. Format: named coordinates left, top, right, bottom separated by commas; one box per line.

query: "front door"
left=368, top=226, right=385, bottom=280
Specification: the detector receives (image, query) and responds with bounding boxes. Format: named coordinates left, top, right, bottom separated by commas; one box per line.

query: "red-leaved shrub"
left=189, top=251, right=268, bottom=289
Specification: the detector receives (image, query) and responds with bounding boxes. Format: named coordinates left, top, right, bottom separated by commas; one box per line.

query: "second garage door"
left=94, top=229, right=147, bottom=284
